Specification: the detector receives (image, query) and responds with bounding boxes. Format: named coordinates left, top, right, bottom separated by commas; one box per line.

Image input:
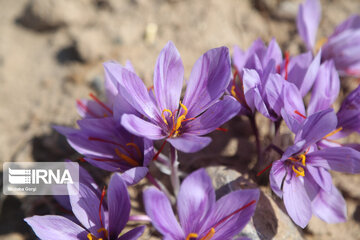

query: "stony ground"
left=0, top=0, right=360, bottom=239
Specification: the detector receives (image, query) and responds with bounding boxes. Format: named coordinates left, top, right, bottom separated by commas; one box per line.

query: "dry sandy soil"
left=0, top=0, right=360, bottom=239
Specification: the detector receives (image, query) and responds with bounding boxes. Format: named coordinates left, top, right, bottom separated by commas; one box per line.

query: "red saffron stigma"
left=147, top=85, right=154, bottom=91
left=76, top=100, right=100, bottom=118
left=276, top=65, right=281, bottom=74
left=99, top=186, right=106, bottom=228
left=216, top=128, right=228, bottom=132
left=88, top=137, right=135, bottom=157
left=212, top=200, right=256, bottom=229
left=89, top=93, right=113, bottom=115
left=78, top=157, right=86, bottom=162
left=153, top=140, right=167, bottom=161
left=257, top=162, right=273, bottom=176
left=294, top=110, right=307, bottom=119
left=284, top=52, right=290, bottom=80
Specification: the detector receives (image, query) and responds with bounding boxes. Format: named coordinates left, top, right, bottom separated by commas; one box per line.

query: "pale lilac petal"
left=312, top=186, right=347, bottom=223
left=269, top=160, right=287, bottom=198
left=154, top=41, right=184, bottom=113
left=167, top=134, right=211, bottom=153
left=121, top=167, right=149, bottom=185
left=263, top=73, right=285, bottom=117
left=25, top=215, right=87, bottom=240
left=204, top=189, right=259, bottom=240
left=306, top=165, right=333, bottom=192
left=76, top=99, right=108, bottom=119
left=143, top=187, right=184, bottom=239
left=262, top=38, right=282, bottom=67
left=183, top=47, right=231, bottom=118
left=117, top=67, right=160, bottom=121
left=121, top=114, right=166, bottom=140
left=307, top=147, right=360, bottom=173
left=303, top=171, right=321, bottom=200
left=108, top=173, right=130, bottom=238
left=283, top=173, right=312, bottom=228
left=118, top=226, right=145, bottom=240
left=296, top=0, right=321, bottom=51
left=177, top=169, right=216, bottom=235
left=68, top=183, right=105, bottom=235
left=308, top=60, right=340, bottom=115
left=232, top=45, right=246, bottom=71
left=287, top=51, right=312, bottom=82
left=242, top=69, right=261, bottom=112
left=253, top=87, right=270, bottom=119
left=299, top=50, right=322, bottom=96
left=184, top=96, right=240, bottom=135
left=294, top=108, right=337, bottom=146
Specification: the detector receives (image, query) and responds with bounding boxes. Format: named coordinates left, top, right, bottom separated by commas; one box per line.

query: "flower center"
left=288, top=154, right=306, bottom=177
left=231, top=70, right=250, bottom=110
left=161, top=101, right=194, bottom=137
left=87, top=228, right=109, bottom=240
left=186, top=228, right=215, bottom=240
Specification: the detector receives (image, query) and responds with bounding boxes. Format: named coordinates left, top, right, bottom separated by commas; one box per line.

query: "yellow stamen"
left=315, top=37, right=328, bottom=53
left=174, top=101, right=188, bottom=134
left=299, top=154, right=306, bottom=166
left=126, top=142, right=142, bottom=157
left=97, top=228, right=108, bottom=239
left=231, top=85, right=241, bottom=102
left=292, top=165, right=305, bottom=177
left=87, top=233, right=95, bottom=240
left=186, top=233, right=199, bottom=240
left=323, top=127, right=343, bottom=139
left=115, top=148, right=139, bottom=167
left=161, top=109, right=172, bottom=125
left=200, top=228, right=216, bottom=240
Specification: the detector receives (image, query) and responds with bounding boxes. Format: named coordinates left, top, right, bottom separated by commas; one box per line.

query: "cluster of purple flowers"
left=25, top=0, right=360, bottom=239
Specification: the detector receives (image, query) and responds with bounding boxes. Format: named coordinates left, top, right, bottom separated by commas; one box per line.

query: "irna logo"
left=8, top=168, right=73, bottom=185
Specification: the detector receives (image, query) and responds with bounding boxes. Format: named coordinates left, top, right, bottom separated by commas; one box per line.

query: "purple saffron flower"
left=297, top=0, right=360, bottom=76
left=143, top=168, right=259, bottom=240
left=105, top=41, right=240, bottom=153
left=25, top=173, right=145, bottom=240
left=270, top=109, right=360, bottom=228
left=55, top=62, right=153, bottom=185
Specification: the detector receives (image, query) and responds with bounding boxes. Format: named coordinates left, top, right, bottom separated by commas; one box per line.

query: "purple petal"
left=204, top=189, right=259, bottom=240
left=76, top=99, right=108, bottom=119
left=262, top=38, right=282, bottom=67
left=308, top=60, right=340, bottom=115
left=283, top=173, right=312, bottom=228
left=294, top=108, right=337, bottom=146
left=68, top=182, right=105, bottom=235
left=121, top=167, right=149, bottom=185
left=306, top=165, right=333, bottom=192
left=296, top=0, right=321, bottom=50
left=154, top=41, right=184, bottom=113
left=185, top=96, right=240, bottom=135
left=25, top=215, right=87, bottom=240
left=121, top=114, right=166, bottom=140
left=299, top=50, right=322, bottom=97
left=307, top=147, right=360, bottom=173
left=312, top=186, right=347, bottom=223
left=182, top=47, right=231, bottom=118
left=177, top=169, right=216, bottom=235
left=143, top=187, right=184, bottom=239
left=269, top=160, right=287, bottom=198
left=118, top=226, right=145, bottom=240
left=108, top=173, right=131, bottom=239
left=287, top=51, right=313, bottom=88
left=117, top=67, right=160, bottom=121
left=263, top=73, right=285, bottom=117
left=167, top=134, right=211, bottom=153
left=242, top=69, right=261, bottom=112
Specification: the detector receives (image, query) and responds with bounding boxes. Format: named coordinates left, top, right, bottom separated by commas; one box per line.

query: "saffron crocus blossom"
left=25, top=173, right=145, bottom=240
left=106, top=41, right=240, bottom=153
left=55, top=62, right=153, bottom=185
left=270, top=109, right=360, bottom=228
left=297, top=0, right=360, bottom=76
left=143, top=168, right=259, bottom=240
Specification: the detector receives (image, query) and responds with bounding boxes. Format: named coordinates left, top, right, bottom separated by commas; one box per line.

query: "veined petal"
left=108, top=173, right=131, bottom=239
left=299, top=50, right=321, bottom=97
left=121, top=114, right=166, bottom=140
left=121, top=167, right=149, bottom=185
left=306, top=165, right=333, bottom=192
left=312, top=186, right=347, bottom=223
left=143, top=187, right=184, bottom=239
left=294, top=108, right=337, bottom=146
left=183, top=47, right=231, bottom=118
left=263, top=73, right=285, bottom=117
left=177, top=169, right=216, bottom=235
left=262, top=38, right=282, bottom=67
left=184, top=96, right=240, bottom=135
left=154, top=41, right=184, bottom=113
left=307, top=147, right=360, bottom=173
left=296, top=0, right=321, bottom=51
left=269, top=160, right=287, bottom=198
left=204, top=189, right=259, bottom=240
left=308, top=60, right=340, bottom=115
left=25, top=215, right=87, bottom=240
left=167, top=134, right=211, bottom=153
left=118, top=225, right=145, bottom=240
left=283, top=173, right=312, bottom=228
